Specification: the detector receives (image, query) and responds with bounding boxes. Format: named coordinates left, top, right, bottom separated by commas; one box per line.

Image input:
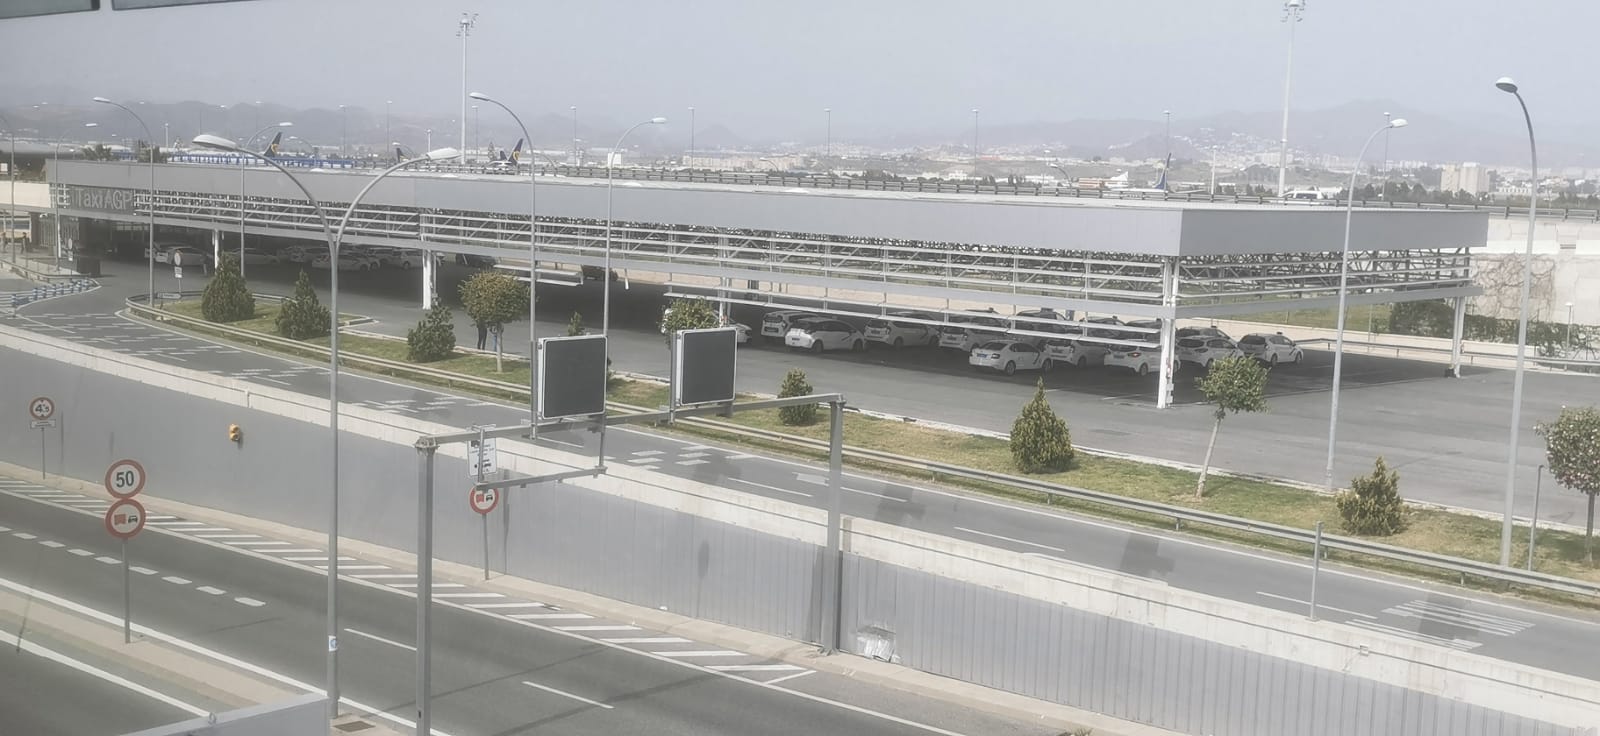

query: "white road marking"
left=284, top=556, right=355, bottom=562
left=182, top=527, right=234, bottom=533
left=345, top=628, right=416, bottom=652
left=521, top=681, right=613, bottom=710
left=67, top=548, right=93, bottom=557
left=708, top=664, right=807, bottom=672
left=553, top=625, right=640, bottom=632
left=146, top=515, right=178, bottom=521
left=677, top=459, right=709, bottom=466
left=765, top=670, right=816, bottom=685
left=680, top=452, right=709, bottom=459
left=432, top=593, right=505, bottom=599
left=653, top=650, right=746, bottom=658
left=227, top=541, right=291, bottom=547
left=234, top=597, right=266, bottom=607
left=0, top=624, right=211, bottom=717
left=352, top=573, right=416, bottom=580
left=263, top=548, right=322, bottom=554
left=603, top=637, right=692, bottom=644
left=13, top=532, right=37, bottom=540
left=467, top=602, right=545, bottom=609
left=162, top=576, right=191, bottom=585
left=39, top=540, right=64, bottom=548
left=196, top=534, right=258, bottom=540
left=844, top=486, right=907, bottom=503
left=630, top=450, right=664, bottom=457
left=94, top=556, right=120, bottom=565
left=1255, top=591, right=1377, bottom=620
left=540, top=437, right=583, bottom=448
left=0, top=526, right=8, bottom=532
left=725, top=454, right=757, bottom=460
left=729, top=477, right=812, bottom=498
left=508, top=612, right=592, bottom=620
left=149, top=521, right=206, bottom=527
left=196, top=586, right=226, bottom=595
left=130, top=567, right=158, bottom=575
left=951, top=526, right=1064, bottom=553
left=1347, top=619, right=1480, bottom=651
left=682, top=445, right=712, bottom=452
left=386, top=582, right=463, bottom=589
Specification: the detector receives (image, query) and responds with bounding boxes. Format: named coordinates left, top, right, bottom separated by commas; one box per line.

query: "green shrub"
left=274, top=270, right=330, bottom=340
left=200, top=254, right=254, bottom=323
left=660, top=298, right=720, bottom=347
left=1011, top=378, right=1075, bottom=473
left=407, top=300, right=457, bottom=363
left=567, top=311, right=586, bottom=336
left=777, top=368, right=817, bottom=426
left=1335, top=456, right=1406, bottom=536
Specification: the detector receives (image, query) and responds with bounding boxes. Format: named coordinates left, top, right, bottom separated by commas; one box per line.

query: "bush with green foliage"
left=1335, top=457, right=1406, bottom=536
left=567, top=311, right=586, bottom=336
left=458, top=270, right=529, bottom=371
left=660, top=298, right=720, bottom=347
left=1010, top=378, right=1075, bottom=473
left=1539, top=406, right=1600, bottom=563
left=777, top=368, right=817, bottom=426
left=200, top=253, right=255, bottom=323
left=1194, top=355, right=1270, bottom=497
left=275, top=270, right=330, bottom=340
left=407, top=300, right=457, bottom=363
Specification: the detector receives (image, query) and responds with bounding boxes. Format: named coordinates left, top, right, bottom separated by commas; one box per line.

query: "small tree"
left=1011, top=378, right=1075, bottom=473
left=275, top=270, right=331, bottom=340
left=1539, top=406, right=1600, bottom=564
left=660, top=298, right=720, bottom=348
left=567, top=311, right=586, bottom=336
left=407, top=299, right=456, bottom=363
left=200, top=253, right=254, bottom=323
left=1336, top=457, right=1406, bottom=536
left=458, top=271, right=529, bottom=372
left=1193, top=355, right=1269, bottom=497
left=777, top=368, right=817, bottom=426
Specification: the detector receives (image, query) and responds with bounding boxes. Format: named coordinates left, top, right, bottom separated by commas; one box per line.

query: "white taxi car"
left=1177, top=336, right=1244, bottom=369
left=785, top=318, right=865, bottom=353
left=1041, top=338, right=1110, bottom=368
left=937, top=315, right=1008, bottom=352
left=968, top=340, right=1052, bottom=375
left=1239, top=332, right=1304, bottom=366
left=864, top=311, right=939, bottom=349
left=760, top=310, right=819, bottom=342
left=1104, top=343, right=1174, bottom=376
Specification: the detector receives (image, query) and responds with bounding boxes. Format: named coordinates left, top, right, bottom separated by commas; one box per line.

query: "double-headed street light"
left=93, top=96, right=156, bottom=304
left=601, top=116, right=666, bottom=463
left=1495, top=76, right=1539, bottom=568
left=238, top=121, right=293, bottom=278
left=193, top=133, right=458, bottom=718
left=1324, top=117, right=1408, bottom=493
left=469, top=91, right=539, bottom=418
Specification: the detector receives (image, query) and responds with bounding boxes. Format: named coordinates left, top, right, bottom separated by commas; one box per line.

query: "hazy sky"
left=3, top=0, right=1596, bottom=141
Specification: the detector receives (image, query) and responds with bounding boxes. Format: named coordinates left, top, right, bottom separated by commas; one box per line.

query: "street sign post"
left=469, top=485, right=499, bottom=515
left=28, top=398, right=57, bottom=480
left=104, top=459, right=146, bottom=499
left=105, top=496, right=146, bottom=643
left=28, top=396, right=55, bottom=421
left=174, top=265, right=182, bottom=279
left=467, top=436, right=497, bottom=478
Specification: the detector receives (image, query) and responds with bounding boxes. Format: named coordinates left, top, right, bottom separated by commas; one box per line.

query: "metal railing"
left=124, top=296, right=1600, bottom=600
left=7, top=279, right=97, bottom=309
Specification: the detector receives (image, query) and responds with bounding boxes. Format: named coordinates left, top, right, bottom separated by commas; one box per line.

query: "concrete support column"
left=211, top=229, right=220, bottom=267
left=1156, top=258, right=1178, bottom=409
left=1450, top=295, right=1467, bottom=378
left=717, top=235, right=730, bottom=319
left=422, top=249, right=436, bottom=308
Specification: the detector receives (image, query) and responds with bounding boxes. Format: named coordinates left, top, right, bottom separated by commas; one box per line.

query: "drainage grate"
left=334, top=721, right=376, bottom=732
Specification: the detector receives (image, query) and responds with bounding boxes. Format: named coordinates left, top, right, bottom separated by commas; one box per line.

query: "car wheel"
left=812, top=341, right=824, bottom=354
left=1205, top=358, right=1215, bottom=370
left=1294, top=350, right=1304, bottom=364
left=893, top=337, right=904, bottom=349
left=1003, top=361, right=1016, bottom=376
left=853, top=339, right=864, bottom=352
left=1042, top=359, right=1054, bottom=374
left=1075, top=356, right=1087, bottom=368
left=1137, top=363, right=1149, bottom=377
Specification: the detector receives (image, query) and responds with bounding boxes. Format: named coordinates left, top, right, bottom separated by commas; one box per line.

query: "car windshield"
left=866, top=319, right=890, bottom=328
left=1178, top=338, right=1203, bottom=347
left=1241, top=336, right=1267, bottom=345
left=978, top=341, right=1007, bottom=350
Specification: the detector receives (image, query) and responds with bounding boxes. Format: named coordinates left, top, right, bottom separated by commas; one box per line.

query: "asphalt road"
left=4, top=309, right=1599, bottom=684
left=0, top=628, right=202, bottom=736
left=53, top=254, right=1596, bottom=525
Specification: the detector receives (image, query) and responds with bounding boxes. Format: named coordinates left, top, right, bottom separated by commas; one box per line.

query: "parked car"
left=239, top=248, right=280, bottom=266
left=1104, top=343, right=1174, bottom=376
left=147, top=242, right=191, bottom=264
left=282, top=245, right=317, bottom=263
left=487, top=160, right=518, bottom=175
left=1010, top=308, right=1075, bottom=347
left=168, top=247, right=211, bottom=269
left=1042, top=338, right=1110, bottom=368
left=785, top=318, right=865, bottom=353
left=1120, top=319, right=1163, bottom=341
left=581, top=265, right=619, bottom=281
left=1175, top=325, right=1231, bottom=341
left=1177, top=336, right=1244, bottom=369
left=937, top=314, right=1008, bottom=352
left=761, top=310, right=819, bottom=342
left=659, top=307, right=751, bottom=345
left=1240, top=332, right=1304, bottom=366
left=863, top=311, right=939, bottom=349
left=968, top=340, right=1051, bottom=375
left=456, top=253, right=498, bottom=268
left=312, top=254, right=377, bottom=272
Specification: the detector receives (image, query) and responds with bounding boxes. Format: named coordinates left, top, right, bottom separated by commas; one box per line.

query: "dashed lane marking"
left=162, top=576, right=191, bottom=585
left=553, top=625, right=640, bottom=632
left=467, top=602, right=545, bottom=609
left=236, top=597, right=266, bottom=607
left=603, top=637, right=692, bottom=644
left=509, top=613, right=592, bottom=620
left=708, top=664, right=808, bottom=672
left=68, top=549, right=93, bottom=557
left=196, top=586, right=226, bottom=596
left=654, top=650, right=747, bottom=658
left=94, top=556, right=119, bottom=565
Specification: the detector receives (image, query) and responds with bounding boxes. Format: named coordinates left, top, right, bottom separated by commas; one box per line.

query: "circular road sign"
left=468, top=486, right=500, bottom=515
left=105, top=498, right=147, bottom=540
left=28, top=397, right=55, bottom=421
left=104, top=459, right=147, bottom=499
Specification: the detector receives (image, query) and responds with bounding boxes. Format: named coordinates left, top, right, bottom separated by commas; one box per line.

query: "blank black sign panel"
left=675, top=328, right=737, bottom=407
left=538, top=335, right=607, bottom=420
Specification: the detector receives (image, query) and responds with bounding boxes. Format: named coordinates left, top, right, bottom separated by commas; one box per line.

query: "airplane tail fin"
left=263, top=132, right=282, bottom=157
left=1154, top=154, right=1170, bottom=191
left=510, top=138, right=524, bottom=164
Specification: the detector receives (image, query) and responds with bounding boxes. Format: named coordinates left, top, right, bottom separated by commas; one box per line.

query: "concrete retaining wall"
left=2, top=322, right=1594, bottom=735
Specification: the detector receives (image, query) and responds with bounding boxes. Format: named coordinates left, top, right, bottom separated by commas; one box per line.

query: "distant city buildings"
left=1440, top=162, right=1491, bottom=196
left=682, top=152, right=805, bottom=171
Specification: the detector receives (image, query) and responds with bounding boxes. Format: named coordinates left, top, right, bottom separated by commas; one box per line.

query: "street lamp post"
left=0, top=113, right=15, bottom=262
left=472, top=104, right=479, bottom=160
left=338, top=105, right=347, bottom=157
left=1209, top=146, right=1219, bottom=196
left=385, top=100, right=393, bottom=157
left=193, top=134, right=458, bottom=722
left=1163, top=109, right=1172, bottom=164
left=457, top=12, right=478, bottom=164
left=570, top=106, right=578, bottom=166
left=1382, top=111, right=1392, bottom=174
left=687, top=106, right=695, bottom=163
left=603, top=116, right=666, bottom=463
left=1566, top=301, right=1575, bottom=354
left=1496, top=76, right=1538, bottom=568
left=1277, top=0, right=1306, bottom=195
left=93, top=97, right=156, bottom=305
left=238, top=122, right=292, bottom=278
left=825, top=107, right=832, bottom=160
left=470, top=92, right=539, bottom=419
left=1325, top=118, right=1408, bottom=493
left=971, top=108, right=980, bottom=179
left=426, top=129, right=433, bottom=152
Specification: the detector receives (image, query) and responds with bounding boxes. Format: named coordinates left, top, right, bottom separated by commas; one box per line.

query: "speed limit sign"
left=28, top=397, right=55, bottom=422
left=104, top=459, right=146, bottom=499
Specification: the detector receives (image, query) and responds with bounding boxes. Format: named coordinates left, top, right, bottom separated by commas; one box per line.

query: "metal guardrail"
left=124, top=297, right=1600, bottom=599
left=195, top=157, right=1599, bottom=220
left=1297, top=336, right=1600, bottom=371
left=7, top=279, right=97, bottom=309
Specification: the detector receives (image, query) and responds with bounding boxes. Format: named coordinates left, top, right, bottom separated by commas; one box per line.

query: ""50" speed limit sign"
left=104, top=459, right=146, bottom=499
